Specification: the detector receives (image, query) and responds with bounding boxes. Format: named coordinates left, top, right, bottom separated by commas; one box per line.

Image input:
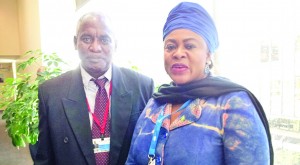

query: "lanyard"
left=86, top=81, right=112, bottom=139
left=148, top=99, right=192, bottom=159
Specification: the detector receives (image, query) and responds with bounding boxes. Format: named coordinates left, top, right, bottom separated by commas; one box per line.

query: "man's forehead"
left=77, top=23, right=113, bottom=37
left=76, top=14, right=114, bottom=35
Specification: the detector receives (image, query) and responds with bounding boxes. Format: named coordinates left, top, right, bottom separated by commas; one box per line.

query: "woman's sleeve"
left=222, top=91, right=270, bottom=165
left=125, top=99, right=153, bottom=164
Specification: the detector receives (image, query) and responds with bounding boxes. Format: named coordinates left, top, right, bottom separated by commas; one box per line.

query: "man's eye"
left=100, top=37, right=111, bottom=45
left=81, top=36, right=92, bottom=43
left=165, top=44, right=176, bottom=51
left=101, top=39, right=109, bottom=45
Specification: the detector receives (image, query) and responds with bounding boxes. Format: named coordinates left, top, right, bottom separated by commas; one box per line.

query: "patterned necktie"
left=92, top=78, right=110, bottom=165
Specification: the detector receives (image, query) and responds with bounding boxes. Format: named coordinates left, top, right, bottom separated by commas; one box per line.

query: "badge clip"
left=148, top=155, right=155, bottom=165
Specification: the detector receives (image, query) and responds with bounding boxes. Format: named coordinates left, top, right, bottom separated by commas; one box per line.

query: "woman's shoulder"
left=221, top=90, right=251, bottom=100
left=203, top=90, right=255, bottom=110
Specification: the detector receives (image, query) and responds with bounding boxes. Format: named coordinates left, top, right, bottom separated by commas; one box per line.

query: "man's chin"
left=88, top=59, right=107, bottom=67
left=90, top=64, right=108, bottom=72
left=84, top=66, right=108, bottom=78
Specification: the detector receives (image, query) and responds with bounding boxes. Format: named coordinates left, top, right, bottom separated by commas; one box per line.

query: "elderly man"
left=31, top=12, right=154, bottom=165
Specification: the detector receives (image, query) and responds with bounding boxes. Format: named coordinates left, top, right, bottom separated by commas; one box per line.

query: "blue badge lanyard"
left=148, top=99, right=192, bottom=159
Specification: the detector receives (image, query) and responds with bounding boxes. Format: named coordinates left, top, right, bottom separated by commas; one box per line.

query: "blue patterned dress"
left=126, top=91, right=270, bottom=165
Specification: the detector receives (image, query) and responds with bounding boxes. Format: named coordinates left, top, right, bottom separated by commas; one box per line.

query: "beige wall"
left=0, top=0, right=41, bottom=87
left=16, top=0, right=42, bottom=75
left=0, top=0, right=41, bottom=58
left=17, top=0, right=41, bottom=55
left=0, top=0, right=20, bottom=56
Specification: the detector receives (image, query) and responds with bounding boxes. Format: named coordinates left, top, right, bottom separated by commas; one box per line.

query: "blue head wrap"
left=163, top=2, right=219, bottom=53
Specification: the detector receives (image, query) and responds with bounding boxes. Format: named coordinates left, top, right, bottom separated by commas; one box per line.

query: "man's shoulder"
left=40, top=69, right=75, bottom=87
left=117, top=66, right=151, bottom=80
left=114, top=66, right=154, bottom=96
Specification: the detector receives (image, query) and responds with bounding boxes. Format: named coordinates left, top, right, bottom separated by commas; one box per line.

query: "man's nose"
left=89, top=40, right=102, bottom=52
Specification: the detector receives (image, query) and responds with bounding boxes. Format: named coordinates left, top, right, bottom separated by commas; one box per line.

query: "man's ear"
left=73, top=36, right=78, bottom=50
left=113, top=39, right=118, bottom=50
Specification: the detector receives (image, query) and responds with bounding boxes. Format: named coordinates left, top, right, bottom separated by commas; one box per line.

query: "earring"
left=204, top=64, right=210, bottom=74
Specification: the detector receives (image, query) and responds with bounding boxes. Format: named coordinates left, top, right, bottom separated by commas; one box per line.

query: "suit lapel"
left=61, top=66, right=134, bottom=165
left=110, top=65, right=132, bottom=164
left=62, top=68, right=96, bottom=165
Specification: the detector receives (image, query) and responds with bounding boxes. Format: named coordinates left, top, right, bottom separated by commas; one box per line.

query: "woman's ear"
left=206, top=53, right=212, bottom=62
left=206, top=53, right=213, bottom=69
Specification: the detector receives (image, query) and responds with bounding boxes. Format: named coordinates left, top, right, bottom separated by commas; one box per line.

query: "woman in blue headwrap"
left=126, top=2, right=273, bottom=165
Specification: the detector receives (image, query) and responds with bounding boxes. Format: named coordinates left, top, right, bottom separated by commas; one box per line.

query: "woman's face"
left=164, top=29, right=211, bottom=85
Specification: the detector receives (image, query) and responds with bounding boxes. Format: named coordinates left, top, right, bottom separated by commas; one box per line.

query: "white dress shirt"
left=80, top=65, right=112, bottom=129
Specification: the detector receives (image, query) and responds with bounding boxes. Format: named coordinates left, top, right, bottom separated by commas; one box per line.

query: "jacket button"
left=64, top=137, right=69, bottom=143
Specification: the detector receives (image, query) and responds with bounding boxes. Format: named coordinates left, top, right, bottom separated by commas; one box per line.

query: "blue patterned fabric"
left=126, top=91, right=270, bottom=165
left=163, top=2, right=219, bottom=53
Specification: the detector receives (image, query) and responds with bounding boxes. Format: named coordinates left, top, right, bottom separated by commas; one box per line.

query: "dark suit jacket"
left=33, top=65, right=154, bottom=165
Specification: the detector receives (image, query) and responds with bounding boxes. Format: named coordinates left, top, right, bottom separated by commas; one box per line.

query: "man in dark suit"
left=32, top=12, right=154, bottom=165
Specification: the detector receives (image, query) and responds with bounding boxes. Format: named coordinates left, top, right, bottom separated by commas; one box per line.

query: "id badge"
left=93, top=137, right=110, bottom=153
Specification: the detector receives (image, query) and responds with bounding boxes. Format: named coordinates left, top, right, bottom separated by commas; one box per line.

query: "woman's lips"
left=171, top=63, right=188, bottom=73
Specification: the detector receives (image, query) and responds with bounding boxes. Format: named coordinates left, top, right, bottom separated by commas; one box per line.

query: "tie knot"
left=93, top=78, right=107, bottom=88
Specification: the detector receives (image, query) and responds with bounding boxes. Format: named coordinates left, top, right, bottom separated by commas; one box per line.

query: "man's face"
left=74, top=15, right=116, bottom=78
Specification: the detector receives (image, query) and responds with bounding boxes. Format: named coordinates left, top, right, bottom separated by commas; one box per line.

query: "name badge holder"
left=86, top=81, right=113, bottom=154
left=93, top=137, right=110, bottom=153
left=148, top=100, right=192, bottom=165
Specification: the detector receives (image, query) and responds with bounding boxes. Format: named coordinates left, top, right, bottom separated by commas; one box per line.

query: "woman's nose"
left=173, top=47, right=186, bottom=59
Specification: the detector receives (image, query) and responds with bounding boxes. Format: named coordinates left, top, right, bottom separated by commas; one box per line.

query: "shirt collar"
left=81, top=64, right=112, bottom=88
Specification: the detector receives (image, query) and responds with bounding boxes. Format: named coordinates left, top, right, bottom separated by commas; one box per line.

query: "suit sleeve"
left=33, top=85, right=55, bottom=165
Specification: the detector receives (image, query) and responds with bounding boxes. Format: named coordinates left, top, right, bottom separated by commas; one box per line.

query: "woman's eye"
left=165, top=44, right=176, bottom=51
left=185, top=44, right=196, bottom=50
